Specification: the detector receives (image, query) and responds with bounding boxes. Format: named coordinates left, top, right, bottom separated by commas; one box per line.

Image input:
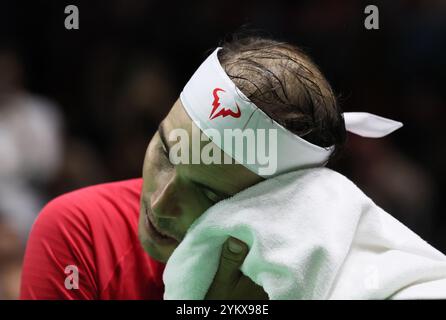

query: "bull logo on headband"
left=209, top=88, right=241, bottom=120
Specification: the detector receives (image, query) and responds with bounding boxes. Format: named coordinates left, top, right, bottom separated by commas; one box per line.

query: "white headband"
left=180, top=48, right=403, bottom=177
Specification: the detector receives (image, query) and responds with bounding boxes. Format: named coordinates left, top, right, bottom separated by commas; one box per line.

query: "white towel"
left=163, top=168, right=446, bottom=299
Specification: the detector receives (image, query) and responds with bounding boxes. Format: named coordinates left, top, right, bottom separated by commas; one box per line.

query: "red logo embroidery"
left=209, top=88, right=241, bottom=120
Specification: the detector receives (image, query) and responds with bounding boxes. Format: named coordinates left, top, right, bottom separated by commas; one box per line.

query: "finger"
left=209, top=237, right=248, bottom=290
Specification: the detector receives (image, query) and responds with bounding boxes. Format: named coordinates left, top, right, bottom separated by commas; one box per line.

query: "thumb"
left=205, top=237, right=248, bottom=299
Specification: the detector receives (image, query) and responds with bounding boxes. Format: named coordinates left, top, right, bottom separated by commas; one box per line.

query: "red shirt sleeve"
left=20, top=194, right=99, bottom=299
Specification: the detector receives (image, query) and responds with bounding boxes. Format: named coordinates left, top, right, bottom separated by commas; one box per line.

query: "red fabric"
left=20, top=178, right=166, bottom=300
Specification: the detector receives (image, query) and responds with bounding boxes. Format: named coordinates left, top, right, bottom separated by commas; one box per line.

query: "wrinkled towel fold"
left=163, top=168, right=446, bottom=299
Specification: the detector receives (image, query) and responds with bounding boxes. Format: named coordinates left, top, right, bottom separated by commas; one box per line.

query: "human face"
left=138, top=98, right=263, bottom=263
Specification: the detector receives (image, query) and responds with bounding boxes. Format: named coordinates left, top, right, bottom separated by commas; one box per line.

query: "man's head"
left=138, top=37, right=346, bottom=262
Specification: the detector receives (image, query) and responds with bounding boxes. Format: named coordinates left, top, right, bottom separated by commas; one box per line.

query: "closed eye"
left=202, top=188, right=222, bottom=203
left=193, top=181, right=228, bottom=203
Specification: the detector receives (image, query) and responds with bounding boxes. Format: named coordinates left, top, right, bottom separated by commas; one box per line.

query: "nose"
left=150, top=171, right=182, bottom=218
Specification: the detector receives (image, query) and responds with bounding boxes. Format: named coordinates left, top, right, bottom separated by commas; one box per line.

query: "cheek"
left=141, top=140, right=222, bottom=229
left=175, top=185, right=217, bottom=228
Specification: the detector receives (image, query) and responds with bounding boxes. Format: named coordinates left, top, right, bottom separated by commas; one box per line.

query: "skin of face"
left=138, top=98, right=263, bottom=263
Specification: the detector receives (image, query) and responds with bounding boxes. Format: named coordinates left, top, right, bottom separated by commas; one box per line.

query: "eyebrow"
left=158, top=123, right=170, bottom=154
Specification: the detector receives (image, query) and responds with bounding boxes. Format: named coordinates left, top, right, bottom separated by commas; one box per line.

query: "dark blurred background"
left=0, top=0, right=445, bottom=299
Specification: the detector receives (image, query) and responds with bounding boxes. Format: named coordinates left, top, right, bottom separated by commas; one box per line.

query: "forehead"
left=162, top=98, right=262, bottom=195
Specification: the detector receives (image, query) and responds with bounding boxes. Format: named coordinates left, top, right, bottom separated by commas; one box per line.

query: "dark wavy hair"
left=218, top=36, right=347, bottom=162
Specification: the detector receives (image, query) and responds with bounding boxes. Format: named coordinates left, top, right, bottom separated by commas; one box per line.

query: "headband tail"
left=343, top=112, right=403, bottom=138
